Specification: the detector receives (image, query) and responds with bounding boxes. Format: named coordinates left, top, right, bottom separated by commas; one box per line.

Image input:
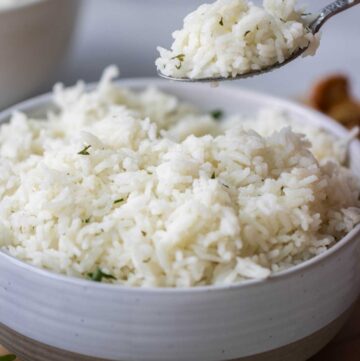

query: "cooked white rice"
left=156, top=0, right=319, bottom=79
left=0, top=66, right=359, bottom=288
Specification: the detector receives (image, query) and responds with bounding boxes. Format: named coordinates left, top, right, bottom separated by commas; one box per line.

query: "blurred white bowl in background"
left=0, top=0, right=79, bottom=110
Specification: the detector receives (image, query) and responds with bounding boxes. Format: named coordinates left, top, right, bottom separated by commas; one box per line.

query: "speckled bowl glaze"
left=0, top=80, right=360, bottom=361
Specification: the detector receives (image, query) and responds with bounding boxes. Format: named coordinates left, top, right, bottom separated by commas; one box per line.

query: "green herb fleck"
left=113, top=198, right=124, bottom=204
left=87, top=268, right=116, bottom=282
left=143, top=257, right=151, bottom=263
left=210, top=109, right=224, bottom=120
left=171, top=53, right=185, bottom=62
left=0, top=356, right=17, bottom=361
left=171, top=53, right=185, bottom=69
left=219, top=16, right=224, bottom=26
left=280, top=18, right=286, bottom=23
left=141, top=231, right=147, bottom=236
left=83, top=217, right=90, bottom=224
left=211, top=172, right=216, bottom=179
left=244, top=30, right=251, bottom=37
left=222, top=183, right=230, bottom=189
left=78, top=145, right=91, bottom=155
left=301, top=12, right=311, bottom=16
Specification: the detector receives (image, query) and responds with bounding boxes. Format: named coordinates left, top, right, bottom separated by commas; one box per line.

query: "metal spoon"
left=158, top=0, right=360, bottom=83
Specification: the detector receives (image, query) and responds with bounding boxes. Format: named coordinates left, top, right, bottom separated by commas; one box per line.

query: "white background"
left=58, top=0, right=360, bottom=98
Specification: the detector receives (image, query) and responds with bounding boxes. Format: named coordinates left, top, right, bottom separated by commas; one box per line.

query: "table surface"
left=1, top=298, right=359, bottom=360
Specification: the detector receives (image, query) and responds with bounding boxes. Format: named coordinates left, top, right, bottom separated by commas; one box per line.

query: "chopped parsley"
left=113, top=198, right=124, bottom=204
left=210, top=109, right=224, bottom=120
left=171, top=53, right=185, bottom=69
left=78, top=145, right=91, bottom=155
left=87, top=267, right=116, bottom=282
left=141, top=231, right=147, bottom=236
left=171, top=53, right=185, bottom=62
left=0, top=356, right=17, bottom=361
left=219, top=16, right=224, bottom=26
left=244, top=30, right=251, bottom=37
left=211, top=172, right=216, bottom=179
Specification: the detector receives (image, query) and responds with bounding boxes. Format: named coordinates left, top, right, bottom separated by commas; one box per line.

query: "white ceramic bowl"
left=0, top=0, right=79, bottom=110
left=0, top=80, right=359, bottom=361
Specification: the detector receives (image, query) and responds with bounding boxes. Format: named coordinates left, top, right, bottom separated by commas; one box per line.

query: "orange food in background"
left=308, top=75, right=360, bottom=131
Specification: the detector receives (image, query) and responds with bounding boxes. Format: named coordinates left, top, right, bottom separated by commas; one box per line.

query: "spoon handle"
left=311, top=0, right=360, bottom=33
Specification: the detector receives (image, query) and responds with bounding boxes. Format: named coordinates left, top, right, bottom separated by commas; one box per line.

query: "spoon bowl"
left=158, top=47, right=308, bottom=83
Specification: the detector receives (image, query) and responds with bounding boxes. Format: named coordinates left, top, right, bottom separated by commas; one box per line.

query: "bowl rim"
left=0, top=77, right=359, bottom=294
left=0, top=0, right=47, bottom=14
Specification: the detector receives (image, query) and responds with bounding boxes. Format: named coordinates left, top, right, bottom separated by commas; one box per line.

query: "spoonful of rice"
left=156, top=0, right=360, bottom=82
